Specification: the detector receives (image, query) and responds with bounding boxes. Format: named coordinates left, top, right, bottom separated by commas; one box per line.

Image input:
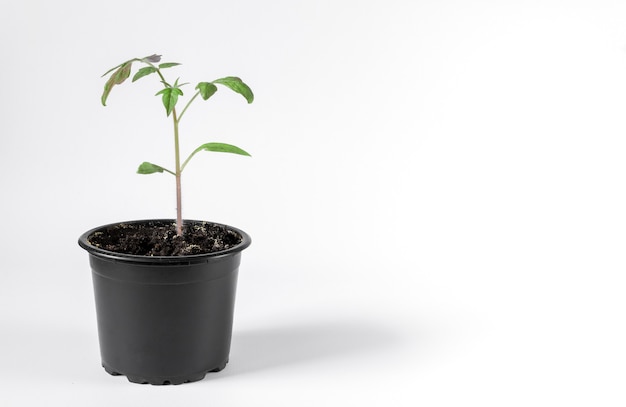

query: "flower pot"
left=78, top=219, right=251, bottom=385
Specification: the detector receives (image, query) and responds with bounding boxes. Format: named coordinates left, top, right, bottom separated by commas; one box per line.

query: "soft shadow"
left=220, top=320, right=401, bottom=377
left=0, top=320, right=100, bottom=383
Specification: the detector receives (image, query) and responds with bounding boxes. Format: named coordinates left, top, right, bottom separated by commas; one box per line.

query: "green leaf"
left=159, top=62, right=181, bottom=69
left=155, top=86, right=184, bottom=116
left=181, top=142, right=251, bottom=171
left=137, top=162, right=167, bottom=174
left=132, top=66, right=157, bottom=82
left=101, top=55, right=155, bottom=78
left=101, top=61, right=133, bottom=106
left=196, top=142, right=251, bottom=156
left=173, top=77, right=189, bottom=88
left=112, top=62, right=132, bottom=84
left=196, top=82, right=218, bottom=100
left=212, top=77, right=254, bottom=103
left=101, top=62, right=124, bottom=78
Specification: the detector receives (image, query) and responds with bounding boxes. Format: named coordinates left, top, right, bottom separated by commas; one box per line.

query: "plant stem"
left=178, top=90, right=201, bottom=122
left=154, top=67, right=168, bottom=84
left=172, top=107, right=183, bottom=236
left=153, top=65, right=183, bottom=235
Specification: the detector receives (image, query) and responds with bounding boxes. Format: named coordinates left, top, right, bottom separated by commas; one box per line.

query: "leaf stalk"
left=177, top=90, right=201, bottom=122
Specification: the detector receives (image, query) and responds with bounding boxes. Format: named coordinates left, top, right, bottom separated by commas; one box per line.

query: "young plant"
left=101, top=54, right=253, bottom=236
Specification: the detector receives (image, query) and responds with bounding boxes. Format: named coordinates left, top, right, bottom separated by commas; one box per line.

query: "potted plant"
left=78, top=54, right=254, bottom=385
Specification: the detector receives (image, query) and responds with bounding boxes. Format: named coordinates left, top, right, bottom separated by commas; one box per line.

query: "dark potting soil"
left=88, top=220, right=242, bottom=256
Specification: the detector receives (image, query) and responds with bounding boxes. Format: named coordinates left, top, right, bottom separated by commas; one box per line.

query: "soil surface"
left=88, top=220, right=243, bottom=256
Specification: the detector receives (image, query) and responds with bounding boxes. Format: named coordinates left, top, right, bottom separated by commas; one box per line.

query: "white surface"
left=1, top=0, right=626, bottom=405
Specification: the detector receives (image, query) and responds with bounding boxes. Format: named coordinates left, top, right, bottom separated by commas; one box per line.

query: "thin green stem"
left=143, top=60, right=183, bottom=234
left=173, top=107, right=183, bottom=236
left=180, top=144, right=207, bottom=173
left=180, top=152, right=193, bottom=173
left=147, top=62, right=166, bottom=83
left=152, top=61, right=183, bottom=235
left=178, top=90, right=201, bottom=122
left=143, top=61, right=169, bottom=86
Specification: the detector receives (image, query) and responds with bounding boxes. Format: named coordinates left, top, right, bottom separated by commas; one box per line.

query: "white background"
left=1, top=0, right=626, bottom=405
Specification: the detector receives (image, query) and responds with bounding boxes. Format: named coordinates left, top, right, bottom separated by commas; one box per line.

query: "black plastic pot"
left=78, top=219, right=251, bottom=385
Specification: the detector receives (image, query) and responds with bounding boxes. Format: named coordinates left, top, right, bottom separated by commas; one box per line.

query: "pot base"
left=103, top=360, right=228, bottom=385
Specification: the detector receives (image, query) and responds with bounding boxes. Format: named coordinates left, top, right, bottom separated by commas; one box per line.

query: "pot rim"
left=78, top=219, right=251, bottom=264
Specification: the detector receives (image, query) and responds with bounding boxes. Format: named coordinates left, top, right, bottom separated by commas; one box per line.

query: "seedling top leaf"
left=100, top=54, right=253, bottom=236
